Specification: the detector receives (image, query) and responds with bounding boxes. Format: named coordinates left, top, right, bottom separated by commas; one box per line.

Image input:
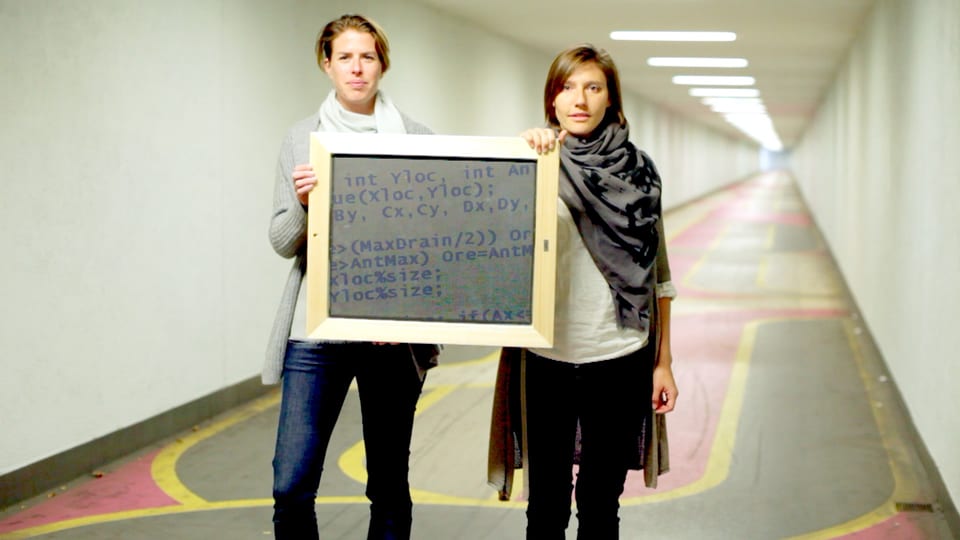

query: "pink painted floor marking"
left=713, top=207, right=812, bottom=226
left=0, top=449, right=179, bottom=535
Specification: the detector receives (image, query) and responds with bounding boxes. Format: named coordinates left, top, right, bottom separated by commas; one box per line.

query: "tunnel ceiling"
left=415, top=0, right=878, bottom=150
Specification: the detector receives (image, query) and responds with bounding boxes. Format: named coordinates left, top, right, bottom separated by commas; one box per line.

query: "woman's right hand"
left=293, top=163, right=317, bottom=206
left=520, top=128, right=567, bottom=155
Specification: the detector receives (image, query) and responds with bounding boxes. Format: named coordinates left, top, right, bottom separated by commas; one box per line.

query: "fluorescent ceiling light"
left=673, top=75, right=755, bottom=86
left=724, top=113, right=783, bottom=151
left=702, top=97, right=763, bottom=106
left=648, top=57, right=748, bottom=68
left=689, top=88, right=761, bottom=97
left=611, top=31, right=736, bottom=42
left=710, top=103, right=767, bottom=114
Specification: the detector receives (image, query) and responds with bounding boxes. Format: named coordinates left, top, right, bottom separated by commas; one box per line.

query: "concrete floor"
left=0, top=172, right=954, bottom=539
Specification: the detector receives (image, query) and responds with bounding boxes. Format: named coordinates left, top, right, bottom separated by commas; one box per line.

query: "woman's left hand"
left=652, top=362, right=678, bottom=413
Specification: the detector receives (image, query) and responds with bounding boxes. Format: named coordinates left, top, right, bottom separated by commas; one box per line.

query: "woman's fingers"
left=520, top=128, right=559, bottom=154
left=293, top=164, right=316, bottom=205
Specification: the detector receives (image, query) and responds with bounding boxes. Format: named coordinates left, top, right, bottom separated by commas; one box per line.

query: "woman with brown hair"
left=490, top=44, right=679, bottom=539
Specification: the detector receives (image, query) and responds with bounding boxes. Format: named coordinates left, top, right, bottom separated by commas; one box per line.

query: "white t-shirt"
left=530, top=199, right=674, bottom=364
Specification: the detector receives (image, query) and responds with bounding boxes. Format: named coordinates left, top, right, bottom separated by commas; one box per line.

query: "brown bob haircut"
left=315, top=14, right=391, bottom=73
left=544, top=44, right=626, bottom=130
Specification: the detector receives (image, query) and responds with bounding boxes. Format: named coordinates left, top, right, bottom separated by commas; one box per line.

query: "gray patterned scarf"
left=558, top=122, right=662, bottom=331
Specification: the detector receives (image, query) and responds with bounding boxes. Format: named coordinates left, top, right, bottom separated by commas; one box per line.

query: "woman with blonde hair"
left=265, top=14, right=438, bottom=540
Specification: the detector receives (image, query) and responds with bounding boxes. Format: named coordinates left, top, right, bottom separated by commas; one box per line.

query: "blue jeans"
left=524, top=348, right=652, bottom=540
left=272, top=341, right=425, bottom=540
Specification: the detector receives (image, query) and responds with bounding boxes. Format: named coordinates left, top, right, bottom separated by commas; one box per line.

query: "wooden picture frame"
left=306, top=132, right=558, bottom=347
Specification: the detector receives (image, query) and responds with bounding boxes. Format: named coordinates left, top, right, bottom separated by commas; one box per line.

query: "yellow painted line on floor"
left=411, top=489, right=523, bottom=508
left=755, top=256, right=769, bottom=288
left=622, top=315, right=883, bottom=508
left=676, top=180, right=839, bottom=301
left=0, top=498, right=289, bottom=539
left=331, top=382, right=529, bottom=509
left=680, top=221, right=733, bottom=291
left=151, top=390, right=281, bottom=505
left=2, top=381, right=478, bottom=537
left=756, top=224, right=775, bottom=290
left=335, top=385, right=458, bottom=486
left=433, top=348, right=501, bottom=369
left=0, top=506, right=206, bottom=539
left=620, top=318, right=757, bottom=505
left=463, top=381, right=497, bottom=389
left=783, top=319, right=924, bottom=539
left=663, top=200, right=713, bottom=244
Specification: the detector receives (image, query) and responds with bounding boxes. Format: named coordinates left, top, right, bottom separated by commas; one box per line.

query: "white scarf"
left=317, top=89, right=407, bottom=134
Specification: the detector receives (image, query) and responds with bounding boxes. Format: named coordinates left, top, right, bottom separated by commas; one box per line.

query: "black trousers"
left=524, top=348, right=653, bottom=540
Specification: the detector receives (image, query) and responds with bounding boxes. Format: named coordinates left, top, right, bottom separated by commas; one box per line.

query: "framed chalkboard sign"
left=306, top=132, right=558, bottom=347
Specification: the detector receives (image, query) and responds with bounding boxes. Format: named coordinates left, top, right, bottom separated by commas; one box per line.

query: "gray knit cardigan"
left=262, top=112, right=433, bottom=384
